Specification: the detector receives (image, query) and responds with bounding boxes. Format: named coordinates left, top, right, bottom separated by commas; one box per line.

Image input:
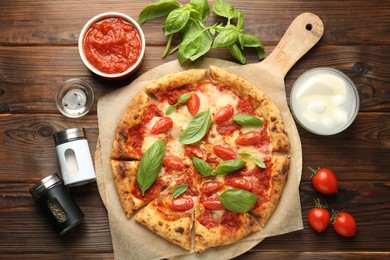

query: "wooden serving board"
left=95, top=13, right=324, bottom=260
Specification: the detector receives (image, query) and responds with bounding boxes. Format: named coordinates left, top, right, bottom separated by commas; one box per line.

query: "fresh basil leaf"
left=178, top=93, right=191, bottom=104
left=253, top=158, right=266, bottom=169
left=172, top=183, right=188, bottom=198
left=238, top=33, right=265, bottom=60
left=190, top=0, right=210, bottom=22
left=215, top=160, right=245, bottom=176
left=233, top=114, right=263, bottom=126
left=212, top=26, right=240, bottom=48
left=165, top=105, right=177, bottom=115
left=212, top=0, right=238, bottom=20
left=178, top=33, right=203, bottom=63
left=163, top=8, right=191, bottom=35
left=185, top=20, right=213, bottom=62
left=220, top=189, right=258, bottom=213
left=137, top=140, right=165, bottom=196
left=138, top=0, right=181, bottom=24
left=179, top=110, right=211, bottom=144
left=192, top=157, right=214, bottom=177
left=256, top=46, right=265, bottom=60
left=227, top=43, right=246, bottom=64
left=238, top=152, right=253, bottom=159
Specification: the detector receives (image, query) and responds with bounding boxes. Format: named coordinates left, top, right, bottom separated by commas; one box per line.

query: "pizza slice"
left=134, top=167, right=201, bottom=251
left=223, top=155, right=290, bottom=227
left=193, top=177, right=261, bottom=253
left=111, top=155, right=188, bottom=218
left=111, top=91, right=164, bottom=160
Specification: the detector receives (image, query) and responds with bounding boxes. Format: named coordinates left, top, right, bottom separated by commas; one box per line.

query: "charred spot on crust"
left=270, top=116, right=277, bottom=122
left=175, top=227, right=185, bottom=234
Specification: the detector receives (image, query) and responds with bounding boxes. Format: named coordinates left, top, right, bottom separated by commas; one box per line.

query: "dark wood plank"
left=1, top=46, right=389, bottom=113
left=0, top=0, right=388, bottom=45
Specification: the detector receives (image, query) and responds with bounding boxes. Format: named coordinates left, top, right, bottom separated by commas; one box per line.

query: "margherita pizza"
left=110, top=66, right=290, bottom=252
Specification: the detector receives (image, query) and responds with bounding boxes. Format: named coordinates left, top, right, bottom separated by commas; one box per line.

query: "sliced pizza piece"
left=111, top=90, right=164, bottom=160
left=134, top=167, right=201, bottom=251
left=224, top=156, right=290, bottom=227
left=111, top=157, right=187, bottom=218
left=193, top=178, right=261, bottom=253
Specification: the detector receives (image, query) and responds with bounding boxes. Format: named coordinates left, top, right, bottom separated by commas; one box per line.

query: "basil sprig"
left=220, top=189, right=258, bottom=213
left=239, top=152, right=266, bottom=168
left=138, top=0, right=264, bottom=64
left=179, top=110, right=211, bottom=144
left=233, top=114, right=263, bottom=127
left=166, top=93, right=191, bottom=115
left=192, top=157, right=245, bottom=177
left=172, top=183, right=189, bottom=198
left=137, top=140, right=165, bottom=196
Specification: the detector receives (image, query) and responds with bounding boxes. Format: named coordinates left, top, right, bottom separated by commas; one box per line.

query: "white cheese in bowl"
left=290, top=68, right=359, bottom=135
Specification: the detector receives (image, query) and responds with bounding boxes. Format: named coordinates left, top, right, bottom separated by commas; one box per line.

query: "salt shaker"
left=53, top=128, right=96, bottom=186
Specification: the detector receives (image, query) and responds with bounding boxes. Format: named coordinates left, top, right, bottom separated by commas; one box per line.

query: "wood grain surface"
left=0, top=0, right=389, bottom=259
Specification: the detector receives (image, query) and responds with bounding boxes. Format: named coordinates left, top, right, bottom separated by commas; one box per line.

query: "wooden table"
left=1, top=0, right=389, bottom=259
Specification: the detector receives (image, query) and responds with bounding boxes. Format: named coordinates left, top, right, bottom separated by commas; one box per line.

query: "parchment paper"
left=95, top=58, right=303, bottom=259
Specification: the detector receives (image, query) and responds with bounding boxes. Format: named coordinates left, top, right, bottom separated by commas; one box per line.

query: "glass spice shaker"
left=53, top=128, right=96, bottom=187
left=30, top=173, right=85, bottom=235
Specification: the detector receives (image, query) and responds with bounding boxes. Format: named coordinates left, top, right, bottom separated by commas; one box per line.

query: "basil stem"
left=137, top=140, right=165, bottom=196
left=220, top=189, right=258, bottom=213
left=172, top=183, right=189, bottom=198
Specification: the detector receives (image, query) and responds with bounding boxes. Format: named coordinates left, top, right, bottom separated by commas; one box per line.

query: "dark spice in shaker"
left=30, top=173, right=85, bottom=235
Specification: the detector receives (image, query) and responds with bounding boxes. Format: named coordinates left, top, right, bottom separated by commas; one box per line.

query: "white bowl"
left=78, top=12, right=145, bottom=79
left=290, top=67, right=360, bottom=135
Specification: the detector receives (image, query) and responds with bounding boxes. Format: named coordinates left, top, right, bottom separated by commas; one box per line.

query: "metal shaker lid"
left=30, top=173, right=62, bottom=199
left=53, top=128, right=86, bottom=145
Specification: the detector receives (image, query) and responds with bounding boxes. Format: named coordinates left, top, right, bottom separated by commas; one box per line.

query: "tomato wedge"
left=168, top=197, right=194, bottom=212
left=213, top=105, right=234, bottom=124
left=213, top=145, right=236, bottom=160
left=163, top=156, right=185, bottom=171
left=200, top=181, right=224, bottom=196
left=201, top=197, right=225, bottom=211
left=235, top=131, right=261, bottom=146
left=186, top=93, right=200, bottom=115
left=185, top=145, right=208, bottom=161
left=227, top=177, right=252, bottom=191
left=150, top=117, right=173, bottom=134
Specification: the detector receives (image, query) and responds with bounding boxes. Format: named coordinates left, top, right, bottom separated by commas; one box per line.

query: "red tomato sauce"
left=83, top=18, right=141, bottom=74
left=156, top=84, right=198, bottom=105
left=132, top=177, right=165, bottom=201
left=237, top=96, right=255, bottom=114
left=127, top=104, right=163, bottom=156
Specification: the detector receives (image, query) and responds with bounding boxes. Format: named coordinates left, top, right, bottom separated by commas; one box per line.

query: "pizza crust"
left=111, top=91, right=153, bottom=160
left=145, top=69, right=207, bottom=94
left=194, top=206, right=261, bottom=253
left=251, top=156, right=290, bottom=227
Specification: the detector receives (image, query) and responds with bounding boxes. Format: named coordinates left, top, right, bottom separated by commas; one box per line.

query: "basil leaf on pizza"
left=137, top=140, right=165, bottom=196
left=192, top=157, right=214, bottom=177
left=233, top=114, right=263, bottom=126
left=220, top=189, right=257, bottom=213
left=239, top=152, right=266, bottom=169
left=166, top=93, right=191, bottom=115
left=172, top=183, right=189, bottom=198
left=179, top=110, right=211, bottom=144
left=215, top=160, right=245, bottom=176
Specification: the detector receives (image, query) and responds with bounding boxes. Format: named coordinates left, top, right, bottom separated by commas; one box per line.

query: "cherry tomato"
left=200, top=181, right=224, bottom=196
left=332, top=211, right=356, bottom=237
left=201, top=197, right=225, bottom=211
left=227, top=177, right=252, bottom=191
left=185, top=145, right=207, bottom=161
left=150, top=117, right=173, bottom=134
left=310, top=167, right=338, bottom=194
left=213, top=145, right=236, bottom=160
left=163, top=156, right=185, bottom=171
left=213, top=105, right=234, bottom=124
left=186, top=93, right=200, bottom=115
left=308, top=199, right=330, bottom=232
left=235, top=131, right=261, bottom=146
left=168, top=197, right=194, bottom=212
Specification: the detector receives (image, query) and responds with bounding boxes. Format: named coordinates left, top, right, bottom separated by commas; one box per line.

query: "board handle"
left=262, top=13, right=324, bottom=76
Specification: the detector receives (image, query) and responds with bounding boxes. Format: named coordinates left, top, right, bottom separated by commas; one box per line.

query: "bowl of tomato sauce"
left=78, top=12, right=145, bottom=79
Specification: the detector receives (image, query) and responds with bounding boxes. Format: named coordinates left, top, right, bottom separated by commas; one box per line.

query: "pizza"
left=110, top=65, right=290, bottom=252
